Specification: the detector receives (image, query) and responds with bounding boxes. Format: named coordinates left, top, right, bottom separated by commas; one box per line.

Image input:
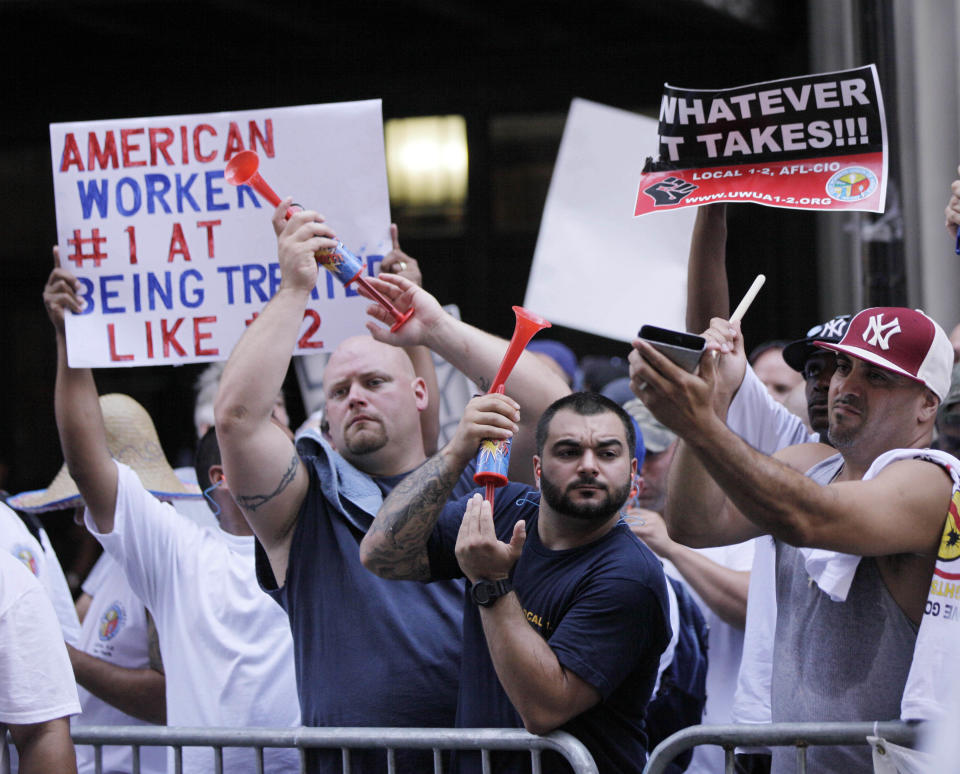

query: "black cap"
left=782, top=314, right=852, bottom=372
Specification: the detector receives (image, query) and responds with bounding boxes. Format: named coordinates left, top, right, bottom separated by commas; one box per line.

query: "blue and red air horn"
left=473, top=306, right=551, bottom=504
left=224, top=150, right=413, bottom=332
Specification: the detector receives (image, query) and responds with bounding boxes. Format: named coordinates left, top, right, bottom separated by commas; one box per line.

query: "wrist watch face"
left=471, top=579, right=511, bottom=607
left=473, top=582, right=494, bottom=605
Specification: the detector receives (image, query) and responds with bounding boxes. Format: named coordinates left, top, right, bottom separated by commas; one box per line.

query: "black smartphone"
left=638, top=325, right=706, bottom=372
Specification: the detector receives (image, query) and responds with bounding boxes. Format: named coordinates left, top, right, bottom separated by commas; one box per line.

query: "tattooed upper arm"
left=235, top=453, right=299, bottom=512
left=228, top=450, right=307, bottom=560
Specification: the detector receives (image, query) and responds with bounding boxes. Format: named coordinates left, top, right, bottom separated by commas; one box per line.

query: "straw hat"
left=7, top=393, right=200, bottom=513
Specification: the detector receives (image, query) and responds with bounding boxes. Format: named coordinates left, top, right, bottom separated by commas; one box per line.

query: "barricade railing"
left=69, top=725, right=599, bottom=774
left=643, top=720, right=924, bottom=774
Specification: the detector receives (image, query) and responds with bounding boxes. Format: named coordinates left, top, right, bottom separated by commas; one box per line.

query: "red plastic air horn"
left=473, top=306, right=551, bottom=504
left=224, top=150, right=413, bottom=332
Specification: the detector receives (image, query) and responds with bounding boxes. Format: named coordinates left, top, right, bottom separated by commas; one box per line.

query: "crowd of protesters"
left=2, top=169, right=960, bottom=774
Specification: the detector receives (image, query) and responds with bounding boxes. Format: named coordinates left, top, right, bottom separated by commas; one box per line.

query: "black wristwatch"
left=470, top=578, right=514, bottom=607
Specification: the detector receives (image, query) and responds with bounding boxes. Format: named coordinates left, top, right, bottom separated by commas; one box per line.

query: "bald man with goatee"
left=215, top=204, right=568, bottom=774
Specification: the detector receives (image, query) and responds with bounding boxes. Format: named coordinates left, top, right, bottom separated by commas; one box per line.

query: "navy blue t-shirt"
left=255, top=453, right=475, bottom=773
left=427, top=483, right=671, bottom=774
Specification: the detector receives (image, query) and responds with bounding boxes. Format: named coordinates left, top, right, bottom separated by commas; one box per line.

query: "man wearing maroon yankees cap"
left=629, top=306, right=958, bottom=774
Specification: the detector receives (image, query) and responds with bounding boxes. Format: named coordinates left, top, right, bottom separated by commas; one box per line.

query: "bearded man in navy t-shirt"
left=361, top=392, right=671, bottom=773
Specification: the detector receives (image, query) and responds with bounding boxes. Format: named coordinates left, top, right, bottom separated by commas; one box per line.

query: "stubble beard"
left=826, top=397, right=865, bottom=450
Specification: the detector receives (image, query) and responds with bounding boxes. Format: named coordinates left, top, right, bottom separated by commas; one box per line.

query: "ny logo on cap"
left=862, top=313, right=901, bottom=350
left=821, top=317, right=849, bottom=339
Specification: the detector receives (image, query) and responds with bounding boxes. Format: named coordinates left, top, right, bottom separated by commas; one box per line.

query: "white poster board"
left=525, top=98, right=696, bottom=341
left=50, top=100, right=391, bottom=367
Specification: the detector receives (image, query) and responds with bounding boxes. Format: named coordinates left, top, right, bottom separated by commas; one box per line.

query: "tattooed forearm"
left=235, top=454, right=298, bottom=512
left=362, top=544, right=432, bottom=581
left=362, top=451, right=463, bottom=580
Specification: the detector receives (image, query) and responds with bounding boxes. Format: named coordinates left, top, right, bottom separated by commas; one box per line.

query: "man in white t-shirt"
left=0, top=549, right=81, bottom=774
left=0, top=501, right=80, bottom=646
left=9, top=405, right=173, bottom=774
left=42, top=254, right=301, bottom=774
left=68, top=551, right=167, bottom=774
left=682, top=204, right=852, bottom=773
left=623, top=397, right=754, bottom=774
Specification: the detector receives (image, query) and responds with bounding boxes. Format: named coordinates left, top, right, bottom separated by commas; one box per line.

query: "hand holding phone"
left=637, top=325, right=706, bottom=373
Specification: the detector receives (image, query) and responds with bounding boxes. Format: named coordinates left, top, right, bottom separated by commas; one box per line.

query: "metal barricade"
left=69, top=725, right=599, bottom=774
left=643, top=720, right=923, bottom=774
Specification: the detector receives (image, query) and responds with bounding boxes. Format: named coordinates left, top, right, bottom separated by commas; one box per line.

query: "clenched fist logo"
left=644, top=176, right=698, bottom=206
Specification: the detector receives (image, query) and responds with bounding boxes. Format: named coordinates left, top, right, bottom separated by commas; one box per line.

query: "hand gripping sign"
left=50, top=100, right=391, bottom=367
left=634, top=65, right=888, bottom=215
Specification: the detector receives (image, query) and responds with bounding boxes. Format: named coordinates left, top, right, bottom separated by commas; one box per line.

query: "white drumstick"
left=730, top=274, right=765, bottom=323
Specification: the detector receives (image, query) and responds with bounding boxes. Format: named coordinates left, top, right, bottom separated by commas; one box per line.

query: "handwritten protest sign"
left=634, top=65, right=887, bottom=216
left=525, top=99, right=694, bottom=341
left=50, top=100, right=391, bottom=367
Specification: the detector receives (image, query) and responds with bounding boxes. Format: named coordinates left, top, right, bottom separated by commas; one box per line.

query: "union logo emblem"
left=14, top=547, right=39, bottom=577
left=826, top=166, right=878, bottom=203
left=99, top=602, right=125, bottom=641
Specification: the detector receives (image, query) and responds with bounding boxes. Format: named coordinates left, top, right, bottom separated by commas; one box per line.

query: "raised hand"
left=623, top=506, right=674, bottom=557
left=379, top=223, right=423, bottom=287
left=946, top=165, right=960, bottom=243
left=443, top=393, right=520, bottom=469
left=700, top=317, right=746, bottom=413
left=629, top=335, right=721, bottom=438
left=455, top=493, right=525, bottom=583
left=273, top=200, right=337, bottom=294
left=43, top=246, right=83, bottom=334
left=361, top=273, right=445, bottom=347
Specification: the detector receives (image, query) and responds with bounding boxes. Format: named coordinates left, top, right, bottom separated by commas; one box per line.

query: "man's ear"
left=532, top=456, right=542, bottom=489
left=209, top=464, right=226, bottom=487
left=412, top=377, right=428, bottom=412
left=920, top=389, right=940, bottom=424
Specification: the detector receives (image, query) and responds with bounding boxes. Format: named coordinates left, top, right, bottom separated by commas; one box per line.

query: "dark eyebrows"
left=551, top=437, right=625, bottom=452
left=596, top=438, right=625, bottom=449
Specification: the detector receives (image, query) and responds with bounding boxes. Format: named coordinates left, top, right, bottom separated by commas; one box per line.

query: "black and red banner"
left=634, top=65, right=887, bottom=216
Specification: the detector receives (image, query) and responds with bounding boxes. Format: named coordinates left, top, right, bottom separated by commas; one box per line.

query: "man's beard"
left=344, top=421, right=388, bottom=456
left=540, top=473, right=632, bottom=523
